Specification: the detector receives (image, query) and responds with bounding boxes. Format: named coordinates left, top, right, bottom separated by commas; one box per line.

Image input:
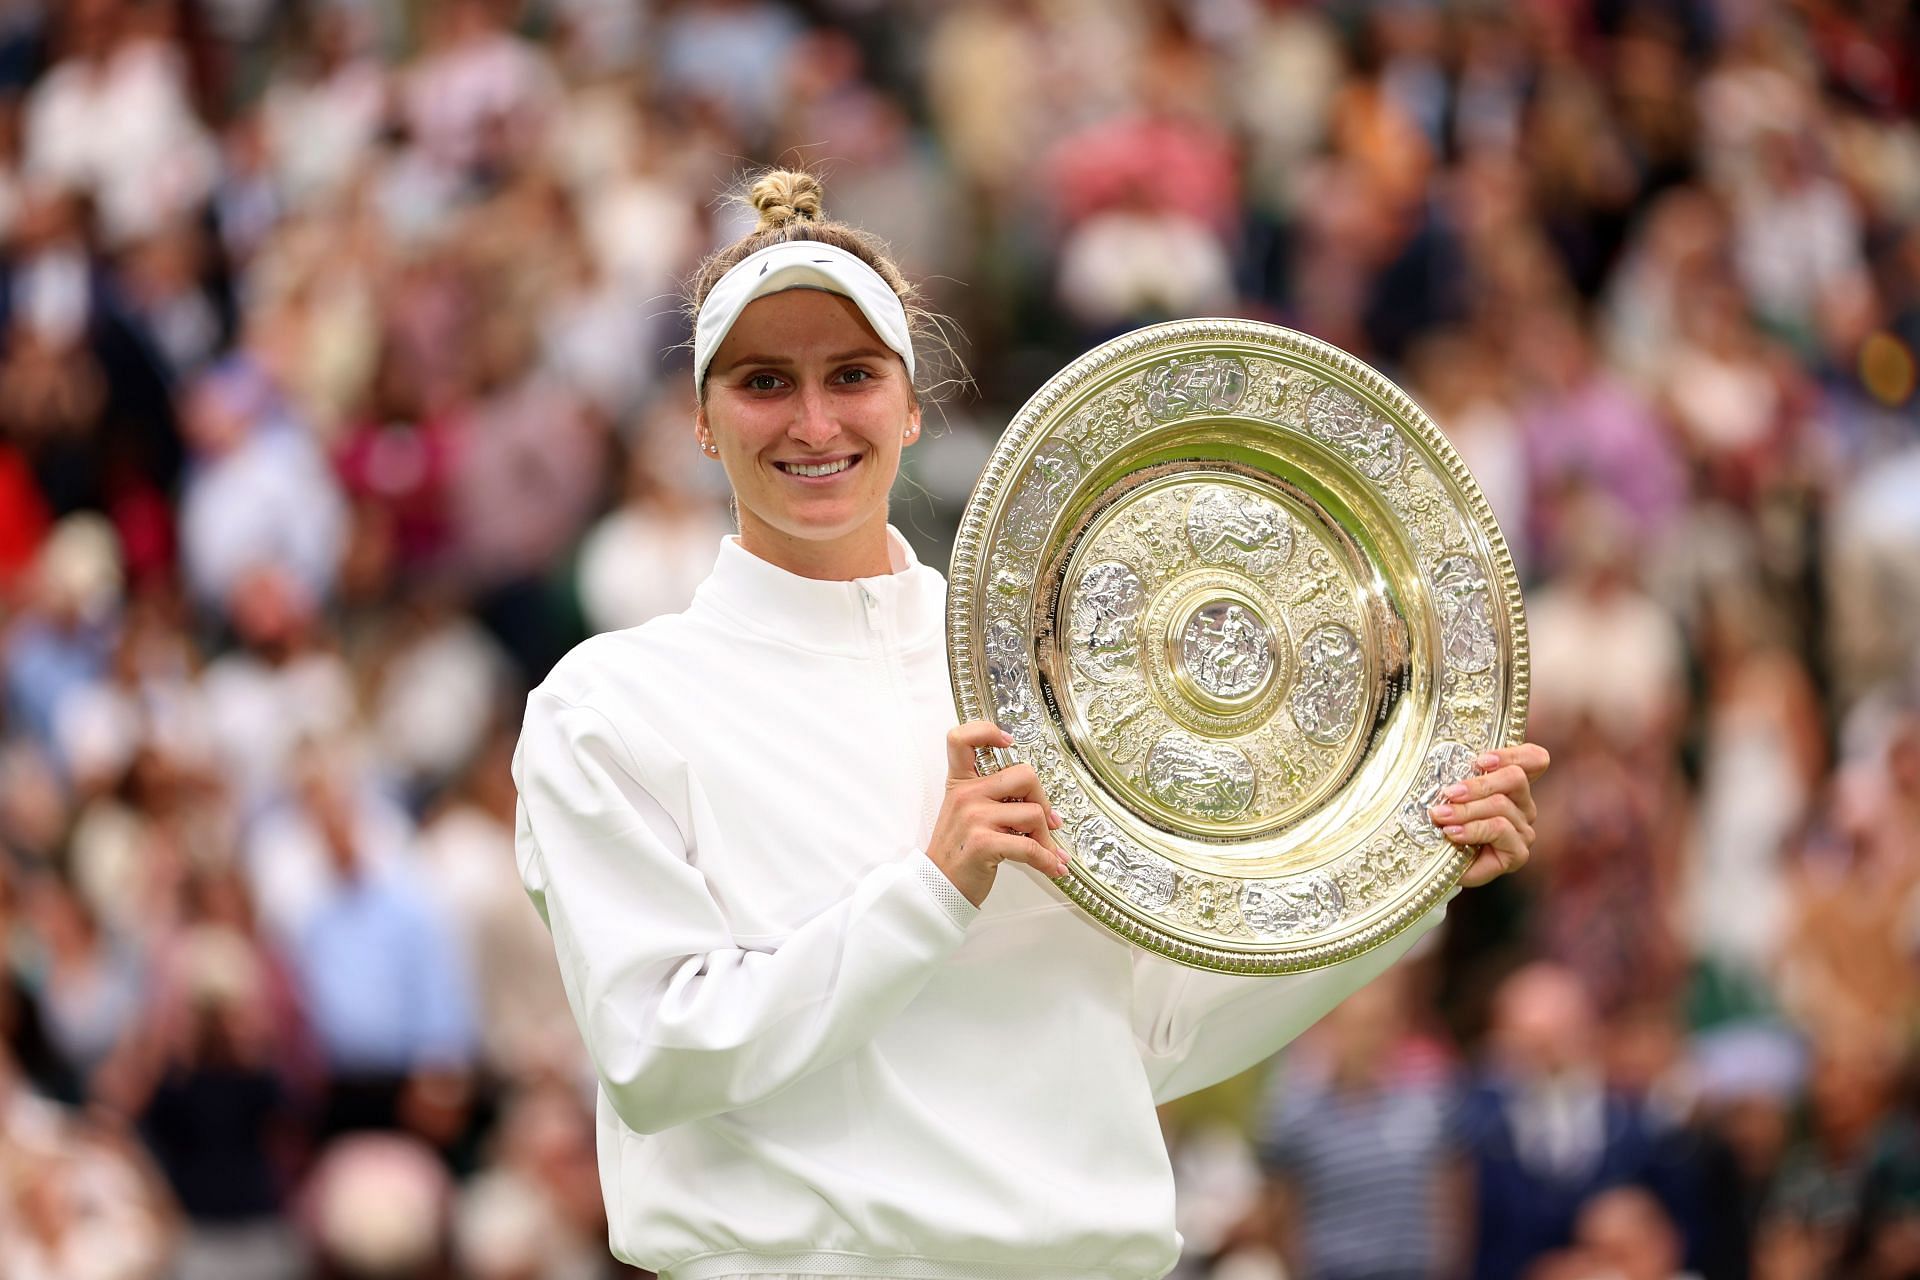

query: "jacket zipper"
left=861, top=584, right=935, bottom=838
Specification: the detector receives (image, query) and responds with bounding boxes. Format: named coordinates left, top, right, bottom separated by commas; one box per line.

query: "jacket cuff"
left=912, top=853, right=980, bottom=932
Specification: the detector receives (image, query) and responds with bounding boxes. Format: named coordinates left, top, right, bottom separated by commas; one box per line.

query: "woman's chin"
left=786, top=515, right=879, bottom=546
left=742, top=507, right=889, bottom=557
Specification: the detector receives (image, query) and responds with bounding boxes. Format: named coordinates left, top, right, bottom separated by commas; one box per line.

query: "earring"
left=699, top=437, right=719, bottom=457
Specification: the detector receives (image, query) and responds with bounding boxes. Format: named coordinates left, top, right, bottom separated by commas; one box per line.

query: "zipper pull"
left=860, top=585, right=881, bottom=628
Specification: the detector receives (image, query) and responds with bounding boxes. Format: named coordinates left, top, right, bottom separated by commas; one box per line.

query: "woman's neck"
left=736, top=514, right=895, bottom=581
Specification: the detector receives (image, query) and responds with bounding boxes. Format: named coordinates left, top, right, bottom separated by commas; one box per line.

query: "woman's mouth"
left=775, top=456, right=859, bottom=478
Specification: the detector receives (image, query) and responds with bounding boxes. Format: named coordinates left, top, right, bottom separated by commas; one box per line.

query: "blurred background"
left=0, top=0, right=1916, bottom=1277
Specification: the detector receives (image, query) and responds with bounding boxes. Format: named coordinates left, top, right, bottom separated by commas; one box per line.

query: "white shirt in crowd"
left=574, top=504, right=731, bottom=637
left=24, top=37, right=218, bottom=247
left=513, top=529, right=1445, bottom=1280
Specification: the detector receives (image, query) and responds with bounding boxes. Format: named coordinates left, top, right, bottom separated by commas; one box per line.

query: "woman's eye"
left=745, top=374, right=783, bottom=391
left=837, top=368, right=873, bottom=384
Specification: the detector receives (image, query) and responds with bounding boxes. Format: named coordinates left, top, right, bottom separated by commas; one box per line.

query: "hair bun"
left=748, top=170, right=825, bottom=233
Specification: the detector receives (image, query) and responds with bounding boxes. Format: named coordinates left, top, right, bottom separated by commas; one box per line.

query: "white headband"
left=693, top=240, right=916, bottom=390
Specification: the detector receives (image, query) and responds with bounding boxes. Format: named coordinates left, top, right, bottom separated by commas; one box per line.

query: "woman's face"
left=697, top=288, right=920, bottom=579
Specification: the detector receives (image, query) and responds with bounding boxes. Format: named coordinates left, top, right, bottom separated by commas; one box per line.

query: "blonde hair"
left=685, top=169, right=960, bottom=400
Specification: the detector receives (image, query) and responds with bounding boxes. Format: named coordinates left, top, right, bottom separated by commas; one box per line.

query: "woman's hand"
left=1429, top=743, right=1551, bottom=887
left=928, top=721, right=1068, bottom=907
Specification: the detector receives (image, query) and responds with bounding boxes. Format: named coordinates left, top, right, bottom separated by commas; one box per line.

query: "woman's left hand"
left=1428, top=743, right=1551, bottom=888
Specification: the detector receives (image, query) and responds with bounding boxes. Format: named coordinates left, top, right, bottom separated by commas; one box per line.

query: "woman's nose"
left=789, top=383, right=838, bottom=446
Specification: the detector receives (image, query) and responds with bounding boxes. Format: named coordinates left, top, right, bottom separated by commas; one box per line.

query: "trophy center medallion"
left=1176, top=598, right=1276, bottom=705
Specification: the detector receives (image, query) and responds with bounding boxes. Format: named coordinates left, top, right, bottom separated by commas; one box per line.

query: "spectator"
left=1522, top=494, right=1689, bottom=755
left=1455, top=965, right=1672, bottom=1280
left=177, top=359, right=346, bottom=613
left=199, top=564, right=355, bottom=810
left=453, top=1082, right=604, bottom=1280
left=116, top=922, right=304, bottom=1280
left=300, top=1132, right=452, bottom=1280
left=1758, top=1026, right=1902, bottom=1279
left=3, top=512, right=121, bottom=755
left=1256, top=970, right=1461, bottom=1280
left=22, top=872, right=141, bottom=1088
left=1573, top=1187, right=1696, bottom=1280
left=573, top=417, right=729, bottom=636
left=413, top=723, right=578, bottom=1079
left=23, top=0, right=218, bottom=247
left=1690, top=1023, right=1807, bottom=1277
left=280, top=747, right=476, bottom=1136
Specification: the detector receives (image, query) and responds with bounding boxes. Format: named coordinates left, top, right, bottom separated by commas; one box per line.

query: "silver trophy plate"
left=948, top=319, right=1529, bottom=973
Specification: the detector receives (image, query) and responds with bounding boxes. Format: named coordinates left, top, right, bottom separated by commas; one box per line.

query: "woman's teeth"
left=781, top=458, right=854, bottom=477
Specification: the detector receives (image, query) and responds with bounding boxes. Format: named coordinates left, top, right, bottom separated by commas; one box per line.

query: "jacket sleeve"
left=512, top=688, right=977, bottom=1135
left=1129, top=895, right=1452, bottom=1104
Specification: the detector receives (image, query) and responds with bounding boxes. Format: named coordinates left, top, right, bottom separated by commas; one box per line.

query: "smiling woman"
left=684, top=173, right=939, bottom=579
left=510, top=168, right=1547, bottom=1280
left=696, top=287, right=920, bottom=579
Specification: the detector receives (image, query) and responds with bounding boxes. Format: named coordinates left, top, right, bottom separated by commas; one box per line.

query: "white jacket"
left=512, top=530, right=1447, bottom=1280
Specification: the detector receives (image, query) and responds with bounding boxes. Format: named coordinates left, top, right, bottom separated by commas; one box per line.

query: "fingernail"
left=1445, top=825, right=1466, bottom=838
left=1430, top=804, right=1455, bottom=821
left=1443, top=783, right=1469, bottom=801
left=1476, top=752, right=1500, bottom=769
left=1049, top=811, right=1063, bottom=829
left=1055, top=859, right=1070, bottom=876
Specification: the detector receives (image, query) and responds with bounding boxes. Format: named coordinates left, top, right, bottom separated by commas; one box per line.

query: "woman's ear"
left=904, top=402, right=923, bottom=445
left=694, top=403, right=718, bottom=457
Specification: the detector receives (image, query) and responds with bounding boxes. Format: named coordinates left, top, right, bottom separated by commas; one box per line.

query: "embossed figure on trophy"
left=1431, top=554, right=1497, bottom=675
left=1206, top=607, right=1254, bottom=691
left=1307, top=383, right=1405, bottom=481
left=1145, top=355, right=1249, bottom=421
left=985, top=619, right=1042, bottom=740
left=1004, top=442, right=1083, bottom=552
left=1242, top=874, right=1345, bottom=938
left=1125, top=511, right=1174, bottom=562
left=1081, top=604, right=1131, bottom=664
left=1192, top=357, right=1246, bottom=409
left=1072, top=386, right=1147, bottom=454
left=1069, top=562, right=1147, bottom=679
left=1181, top=880, right=1223, bottom=928
left=1197, top=768, right=1249, bottom=813
left=1145, top=732, right=1257, bottom=819
left=1078, top=818, right=1176, bottom=910
left=1085, top=692, right=1152, bottom=762
left=1196, top=503, right=1283, bottom=561
left=1182, top=604, right=1271, bottom=699
left=1186, top=487, right=1294, bottom=576
left=1242, top=359, right=1293, bottom=419
left=1398, top=741, right=1481, bottom=845
left=1034, top=451, right=1073, bottom=508
left=1290, top=624, right=1364, bottom=745
left=990, top=543, right=1031, bottom=595
left=1285, top=548, right=1337, bottom=610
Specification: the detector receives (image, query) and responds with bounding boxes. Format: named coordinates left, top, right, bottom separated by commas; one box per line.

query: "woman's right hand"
left=928, top=721, right=1068, bottom=907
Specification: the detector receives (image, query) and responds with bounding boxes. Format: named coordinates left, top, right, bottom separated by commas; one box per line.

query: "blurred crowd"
left=0, top=0, right=1916, bottom=1277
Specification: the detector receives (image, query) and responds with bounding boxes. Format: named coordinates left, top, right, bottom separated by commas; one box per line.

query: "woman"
left=513, top=170, right=1548, bottom=1279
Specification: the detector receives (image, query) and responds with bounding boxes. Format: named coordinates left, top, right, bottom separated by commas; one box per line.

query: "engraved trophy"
left=947, top=320, right=1528, bottom=974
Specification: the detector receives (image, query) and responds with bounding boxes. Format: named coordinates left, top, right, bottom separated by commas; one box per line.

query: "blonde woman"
left=513, top=171, right=1548, bottom=1280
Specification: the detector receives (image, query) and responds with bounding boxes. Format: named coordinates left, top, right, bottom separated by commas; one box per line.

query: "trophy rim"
left=947, top=317, right=1530, bottom=974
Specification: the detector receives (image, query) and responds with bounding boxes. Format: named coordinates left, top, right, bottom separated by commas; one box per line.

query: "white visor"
left=693, top=240, right=915, bottom=391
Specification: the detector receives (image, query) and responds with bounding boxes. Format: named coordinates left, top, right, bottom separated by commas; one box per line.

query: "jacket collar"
left=691, top=526, right=948, bottom=658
